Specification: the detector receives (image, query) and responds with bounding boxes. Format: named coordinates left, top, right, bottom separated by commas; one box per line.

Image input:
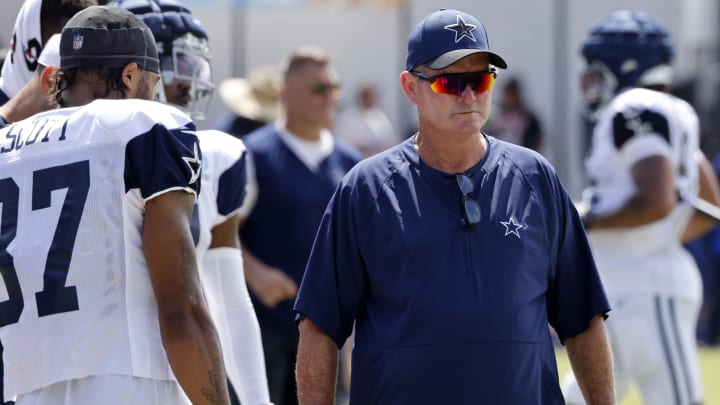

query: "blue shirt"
left=241, top=125, right=361, bottom=341
left=294, top=136, right=609, bottom=404
left=0, top=89, right=9, bottom=107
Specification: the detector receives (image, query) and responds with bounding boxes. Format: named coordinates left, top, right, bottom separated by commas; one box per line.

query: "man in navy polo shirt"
left=294, top=8, right=614, bottom=404
left=239, top=46, right=362, bottom=405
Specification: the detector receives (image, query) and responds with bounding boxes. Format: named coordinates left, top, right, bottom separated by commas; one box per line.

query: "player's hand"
left=248, top=266, right=298, bottom=308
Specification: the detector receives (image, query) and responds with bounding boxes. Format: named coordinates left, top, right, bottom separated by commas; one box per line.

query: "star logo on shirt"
left=183, top=142, right=202, bottom=185
left=444, top=15, right=477, bottom=43
left=500, top=217, right=524, bottom=239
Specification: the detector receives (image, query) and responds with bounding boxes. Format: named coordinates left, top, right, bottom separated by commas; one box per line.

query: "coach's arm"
left=565, top=314, right=616, bottom=405
left=297, top=317, right=338, bottom=405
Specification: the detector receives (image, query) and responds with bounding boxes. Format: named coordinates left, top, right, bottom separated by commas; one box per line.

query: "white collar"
left=276, top=123, right=334, bottom=171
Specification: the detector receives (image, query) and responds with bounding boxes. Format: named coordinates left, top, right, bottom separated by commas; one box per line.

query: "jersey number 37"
left=0, top=161, right=88, bottom=326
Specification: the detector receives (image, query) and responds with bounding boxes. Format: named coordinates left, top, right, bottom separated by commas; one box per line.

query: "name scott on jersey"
left=0, top=118, right=69, bottom=154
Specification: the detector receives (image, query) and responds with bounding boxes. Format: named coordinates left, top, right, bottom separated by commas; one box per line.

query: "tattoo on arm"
left=179, top=236, right=202, bottom=300
left=200, top=357, right=227, bottom=405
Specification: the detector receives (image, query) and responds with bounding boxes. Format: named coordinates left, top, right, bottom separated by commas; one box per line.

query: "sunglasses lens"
left=456, top=174, right=474, bottom=194
left=312, top=83, right=340, bottom=95
left=431, top=71, right=495, bottom=96
left=464, top=199, right=482, bottom=225
left=478, top=71, right=496, bottom=93
left=455, top=174, right=480, bottom=228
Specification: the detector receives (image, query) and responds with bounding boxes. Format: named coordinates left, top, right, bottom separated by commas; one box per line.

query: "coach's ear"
left=400, top=70, right=419, bottom=106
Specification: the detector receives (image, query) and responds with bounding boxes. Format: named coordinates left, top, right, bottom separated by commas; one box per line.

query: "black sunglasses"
left=456, top=174, right=481, bottom=229
left=311, top=82, right=341, bottom=95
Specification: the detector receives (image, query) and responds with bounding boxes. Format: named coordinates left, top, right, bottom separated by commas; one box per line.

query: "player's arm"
left=0, top=66, right=53, bottom=123
left=682, top=151, right=720, bottom=242
left=143, top=190, right=230, bottom=405
left=240, top=240, right=298, bottom=307
left=564, top=315, right=615, bottom=405
left=203, top=213, right=272, bottom=405
left=585, top=155, right=675, bottom=230
left=297, top=317, right=338, bottom=405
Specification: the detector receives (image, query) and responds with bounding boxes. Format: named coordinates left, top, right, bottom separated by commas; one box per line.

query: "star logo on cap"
left=183, top=142, right=202, bottom=185
left=444, top=15, right=477, bottom=43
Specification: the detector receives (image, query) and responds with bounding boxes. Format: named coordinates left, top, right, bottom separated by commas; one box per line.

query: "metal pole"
left=552, top=0, right=579, bottom=194
left=232, top=1, right=247, bottom=77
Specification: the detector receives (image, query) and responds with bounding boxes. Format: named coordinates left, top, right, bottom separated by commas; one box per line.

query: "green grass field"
left=556, top=347, right=720, bottom=404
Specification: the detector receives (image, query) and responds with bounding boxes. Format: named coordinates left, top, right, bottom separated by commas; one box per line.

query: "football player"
left=562, top=10, right=720, bottom=405
left=0, top=6, right=229, bottom=404
left=110, top=1, right=271, bottom=404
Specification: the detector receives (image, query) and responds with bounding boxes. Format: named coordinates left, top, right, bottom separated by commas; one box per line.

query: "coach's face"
left=402, top=53, right=493, bottom=137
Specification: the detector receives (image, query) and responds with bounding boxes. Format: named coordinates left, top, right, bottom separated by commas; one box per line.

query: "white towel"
left=38, top=33, right=60, bottom=68
left=0, top=0, right=44, bottom=99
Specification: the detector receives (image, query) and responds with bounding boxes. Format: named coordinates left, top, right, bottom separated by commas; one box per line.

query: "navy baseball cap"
left=406, top=9, right=507, bottom=71
left=60, top=6, right=160, bottom=73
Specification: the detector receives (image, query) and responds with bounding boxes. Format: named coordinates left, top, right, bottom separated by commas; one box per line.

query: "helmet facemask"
left=580, top=60, right=617, bottom=122
left=156, top=33, right=215, bottom=120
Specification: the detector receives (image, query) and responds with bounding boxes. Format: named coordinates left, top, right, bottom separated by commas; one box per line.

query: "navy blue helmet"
left=580, top=11, right=674, bottom=116
left=110, top=0, right=214, bottom=119
left=109, top=0, right=208, bottom=56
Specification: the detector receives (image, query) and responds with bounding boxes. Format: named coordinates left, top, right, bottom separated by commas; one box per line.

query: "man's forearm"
left=161, top=311, right=230, bottom=405
left=144, top=192, right=230, bottom=404
left=565, top=315, right=615, bottom=405
left=297, top=318, right=338, bottom=405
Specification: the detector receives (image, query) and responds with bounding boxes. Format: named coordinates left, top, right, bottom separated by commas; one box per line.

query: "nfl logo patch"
left=73, top=34, right=84, bottom=50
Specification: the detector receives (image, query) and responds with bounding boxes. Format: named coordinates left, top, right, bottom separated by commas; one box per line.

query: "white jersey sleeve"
left=193, top=130, right=248, bottom=260
left=0, top=99, right=201, bottom=400
left=583, top=87, right=699, bottom=215
left=191, top=131, right=270, bottom=403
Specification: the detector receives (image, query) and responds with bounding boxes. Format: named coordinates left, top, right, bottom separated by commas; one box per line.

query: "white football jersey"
left=0, top=99, right=201, bottom=400
left=193, top=130, right=248, bottom=261
left=582, top=87, right=701, bottom=299
left=192, top=132, right=272, bottom=405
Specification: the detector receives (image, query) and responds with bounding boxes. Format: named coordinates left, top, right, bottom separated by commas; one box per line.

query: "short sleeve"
left=124, top=123, right=202, bottom=201
left=216, top=150, right=247, bottom=218
left=546, top=174, right=610, bottom=343
left=293, top=177, right=368, bottom=348
left=611, top=108, right=672, bottom=168
left=619, top=135, right=671, bottom=169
